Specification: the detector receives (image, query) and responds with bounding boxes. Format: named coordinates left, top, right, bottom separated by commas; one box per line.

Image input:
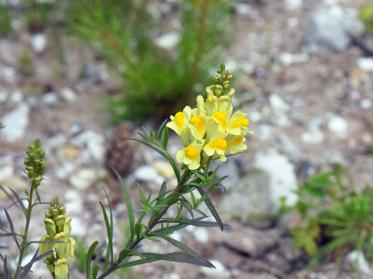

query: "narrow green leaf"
left=112, top=168, right=135, bottom=241
left=85, top=241, right=99, bottom=279
left=99, top=202, right=113, bottom=264
left=132, top=251, right=215, bottom=268
left=157, top=236, right=214, bottom=268
left=160, top=125, right=169, bottom=149
left=197, top=188, right=224, bottom=231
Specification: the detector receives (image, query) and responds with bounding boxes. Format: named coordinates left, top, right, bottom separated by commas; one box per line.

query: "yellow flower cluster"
left=167, top=67, right=249, bottom=170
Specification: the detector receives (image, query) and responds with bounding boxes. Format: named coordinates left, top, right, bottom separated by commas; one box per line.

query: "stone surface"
left=303, top=5, right=363, bottom=51
left=200, top=260, right=231, bottom=279
left=1, top=104, right=29, bottom=142
left=254, top=149, right=298, bottom=208
left=69, top=168, right=98, bottom=190
left=357, top=57, right=373, bottom=72
left=220, top=170, right=274, bottom=227
left=30, top=33, right=47, bottom=53
left=327, top=115, right=348, bottom=138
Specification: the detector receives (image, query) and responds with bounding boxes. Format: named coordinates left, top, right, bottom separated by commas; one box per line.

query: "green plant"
left=0, top=139, right=51, bottom=278
left=68, top=0, right=231, bottom=121
left=284, top=166, right=373, bottom=265
left=360, top=3, right=373, bottom=32
left=1, top=66, right=251, bottom=278
left=0, top=3, right=12, bottom=36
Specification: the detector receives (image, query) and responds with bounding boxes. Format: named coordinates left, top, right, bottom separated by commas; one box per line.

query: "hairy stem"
left=14, top=187, right=35, bottom=278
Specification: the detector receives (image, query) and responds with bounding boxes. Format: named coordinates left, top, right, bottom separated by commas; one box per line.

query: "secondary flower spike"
left=167, top=65, right=250, bottom=170
left=39, top=198, right=75, bottom=279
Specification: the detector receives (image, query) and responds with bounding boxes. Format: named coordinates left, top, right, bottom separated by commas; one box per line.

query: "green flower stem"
left=97, top=170, right=192, bottom=279
left=14, top=186, right=35, bottom=279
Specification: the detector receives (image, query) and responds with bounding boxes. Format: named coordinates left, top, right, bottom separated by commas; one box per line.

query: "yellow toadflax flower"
left=204, top=135, right=228, bottom=162
left=166, top=106, right=192, bottom=144
left=176, top=143, right=203, bottom=170
left=167, top=65, right=250, bottom=170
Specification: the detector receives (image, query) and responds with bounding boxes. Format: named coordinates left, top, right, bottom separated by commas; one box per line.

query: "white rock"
left=42, top=92, right=59, bottom=106
left=283, top=0, right=303, bottom=10
left=9, top=90, right=23, bottom=103
left=347, top=251, right=372, bottom=274
left=235, top=3, right=250, bottom=16
left=301, top=118, right=324, bottom=144
left=0, top=90, right=8, bottom=104
left=154, top=32, right=179, bottom=50
left=1, top=66, right=16, bottom=84
left=70, top=217, right=87, bottom=237
left=31, top=33, right=47, bottom=54
left=278, top=52, right=309, bottom=66
left=1, top=104, right=29, bottom=142
left=256, top=124, right=273, bottom=141
left=304, top=6, right=363, bottom=52
left=200, top=260, right=230, bottom=278
left=360, top=99, right=372, bottom=110
left=269, top=94, right=291, bottom=127
left=74, top=130, right=105, bottom=162
left=357, top=58, right=373, bottom=72
left=55, top=162, right=75, bottom=180
left=46, top=134, right=67, bottom=150
left=269, top=94, right=289, bottom=115
left=0, top=165, right=14, bottom=182
left=69, top=168, right=98, bottom=190
left=193, top=228, right=209, bottom=243
left=135, top=165, right=164, bottom=185
left=327, top=116, right=348, bottom=138
left=254, top=149, right=298, bottom=208
left=61, top=87, right=76, bottom=102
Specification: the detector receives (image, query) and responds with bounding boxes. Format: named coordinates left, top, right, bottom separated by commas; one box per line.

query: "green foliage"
left=285, top=166, right=373, bottom=264
left=359, top=3, right=373, bottom=32
left=24, top=138, right=47, bottom=189
left=68, top=0, right=231, bottom=121
left=0, top=4, right=12, bottom=36
left=19, top=49, right=34, bottom=76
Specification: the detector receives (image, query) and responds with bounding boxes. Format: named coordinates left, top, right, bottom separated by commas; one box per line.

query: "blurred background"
left=0, top=0, right=373, bottom=278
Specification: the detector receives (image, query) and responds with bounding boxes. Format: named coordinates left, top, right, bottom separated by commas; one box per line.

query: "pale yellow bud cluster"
left=39, top=198, right=75, bottom=279
left=167, top=66, right=250, bottom=170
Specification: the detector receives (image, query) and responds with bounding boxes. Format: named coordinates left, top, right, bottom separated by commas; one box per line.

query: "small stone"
left=30, top=33, right=47, bottom=54
left=70, top=217, right=87, bottom=237
left=0, top=165, right=14, bottom=182
left=301, top=118, right=324, bottom=144
left=135, top=165, right=164, bottom=185
left=220, top=170, right=274, bottom=227
left=346, top=251, right=371, bottom=274
left=360, top=99, right=372, bottom=110
left=278, top=52, right=308, bottom=66
left=42, top=92, right=59, bottom=106
left=61, top=87, right=76, bottom=102
left=9, top=90, right=23, bottom=103
left=327, top=116, right=348, bottom=138
left=234, top=3, right=250, bottom=16
left=303, top=6, right=363, bottom=52
left=69, top=168, right=98, bottom=190
left=357, top=57, right=373, bottom=72
left=55, top=162, right=75, bottom=180
left=193, top=228, right=209, bottom=243
left=215, top=159, right=240, bottom=190
left=153, top=160, right=175, bottom=179
left=69, top=123, right=84, bottom=137
left=283, top=0, right=302, bottom=11
left=154, top=32, right=179, bottom=50
left=254, top=149, right=298, bottom=208
left=269, top=94, right=289, bottom=114
left=1, top=67, right=16, bottom=84
left=0, top=91, right=8, bottom=104
left=200, top=260, right=230, bottom=279
left=74, top=130, right=105, bottom=162
left=1, top=104, right=29, bottom=142
left=46, top=134, right=67, bottom=150
left=58, top=145, right=80, bottom=161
